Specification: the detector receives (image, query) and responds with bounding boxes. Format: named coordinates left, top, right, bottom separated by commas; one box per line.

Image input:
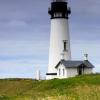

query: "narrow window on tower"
left=64, top=42, right=66, bottom=51
left=63, top=40, right=68, bottom=51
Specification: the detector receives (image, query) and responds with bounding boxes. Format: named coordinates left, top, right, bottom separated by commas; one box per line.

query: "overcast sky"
left=0, top=0, right=100, bottom=79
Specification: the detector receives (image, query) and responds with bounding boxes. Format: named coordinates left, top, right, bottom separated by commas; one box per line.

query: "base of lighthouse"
left=46, top=73, right=57, bottom=80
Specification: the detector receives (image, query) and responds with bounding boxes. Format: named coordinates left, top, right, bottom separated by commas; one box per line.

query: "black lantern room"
left=48, top=0, right=71, bottom=19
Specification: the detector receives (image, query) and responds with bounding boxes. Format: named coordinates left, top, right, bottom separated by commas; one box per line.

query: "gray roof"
left=83, top=60, right=94, bottom=68
left=55, top=60, right=94, bottom=68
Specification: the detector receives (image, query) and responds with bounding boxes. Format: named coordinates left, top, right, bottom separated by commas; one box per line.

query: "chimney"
left=84, top=54, right=88, bottom=61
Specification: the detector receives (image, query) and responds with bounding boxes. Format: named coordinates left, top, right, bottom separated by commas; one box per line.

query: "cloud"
left=70, top=0, right=100, bottom=16
left=69, top=0, right=100, bottom=42
left=0, top=40, right=48, bottom=57
left=0, top=0, right=50, bottom=40
left=0, top=59, right=48, bottom=79
left=0, top=39, right=48, bottom=78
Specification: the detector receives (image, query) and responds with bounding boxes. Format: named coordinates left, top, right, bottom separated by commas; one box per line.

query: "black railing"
left=52, top=0, right=66, bottom=2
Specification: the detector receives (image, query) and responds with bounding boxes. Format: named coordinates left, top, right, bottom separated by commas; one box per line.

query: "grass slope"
left=0, top=74, right=100, bottom=100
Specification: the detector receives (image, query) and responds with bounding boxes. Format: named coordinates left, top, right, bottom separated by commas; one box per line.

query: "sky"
left=0, top=0, right=100, bottom=79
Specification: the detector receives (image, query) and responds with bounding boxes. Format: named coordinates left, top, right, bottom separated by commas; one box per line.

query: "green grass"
left=0, top=74, right=100, bottom=100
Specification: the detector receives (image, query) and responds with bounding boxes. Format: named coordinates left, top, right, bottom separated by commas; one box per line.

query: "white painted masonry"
left=46, top=75, right=57, bottom=80
left=56, top=63, right=93, bottom=79
left=57, top=65, right=77, bottom=79
left=46, top=0, right=94, bottom=80
left=57, top=64, right=67, bottom=79
left=67, top=68, right=78, bottom=78
left=84, top=68, right=93, bottom=74
left=47, top=19, right=71, bottom=79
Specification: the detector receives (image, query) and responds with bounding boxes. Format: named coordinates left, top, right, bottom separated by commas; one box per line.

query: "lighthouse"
left=46, top=0, right=71, bottom=79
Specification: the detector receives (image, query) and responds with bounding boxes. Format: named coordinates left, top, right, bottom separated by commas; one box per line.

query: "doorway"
left=78, top=66, right=83, bottom=75
left=78, top=67, right=82, bottom=75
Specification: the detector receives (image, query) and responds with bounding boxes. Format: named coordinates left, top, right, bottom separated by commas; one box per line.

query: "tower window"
left=63, top=40, right=68, bottom=51
left=64, top=42, right=66, bottom=51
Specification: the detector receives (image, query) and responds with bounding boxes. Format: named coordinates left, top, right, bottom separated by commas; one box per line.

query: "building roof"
left=55, top=60, right=95, bottom=68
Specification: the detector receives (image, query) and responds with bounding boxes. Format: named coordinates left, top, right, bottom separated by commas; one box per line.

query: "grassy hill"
left=0, top=74, right=100, bottom=100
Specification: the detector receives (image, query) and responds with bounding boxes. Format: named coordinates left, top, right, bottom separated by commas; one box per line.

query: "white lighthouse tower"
left=46, top=0, right=71, bottom=79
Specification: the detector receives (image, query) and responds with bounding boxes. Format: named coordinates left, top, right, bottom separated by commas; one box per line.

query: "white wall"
left=67, top=68, right=78, bottom=77
left=84, top=68, right=93, bottom=74
left=66, top=67, right=93, bottom=77
left=48, top=18, right=71, bottom=74
left=46, top=75, right=57, bottom=80
left=57, top=65, right=78, bottom=79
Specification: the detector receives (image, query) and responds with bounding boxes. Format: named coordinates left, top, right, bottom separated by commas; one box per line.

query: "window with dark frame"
left=63, top=40, right=68, bottom=51
left=64, top=41, right=66, bottom=51
left=63, top=69, right=65, bottom=76
left=59, top=69, right=61, bottom=76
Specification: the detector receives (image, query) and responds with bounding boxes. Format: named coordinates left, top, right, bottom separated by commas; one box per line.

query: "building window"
left=59, top=69, right=61, bottom=76
left=63, top=69, right=65, bottom=76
